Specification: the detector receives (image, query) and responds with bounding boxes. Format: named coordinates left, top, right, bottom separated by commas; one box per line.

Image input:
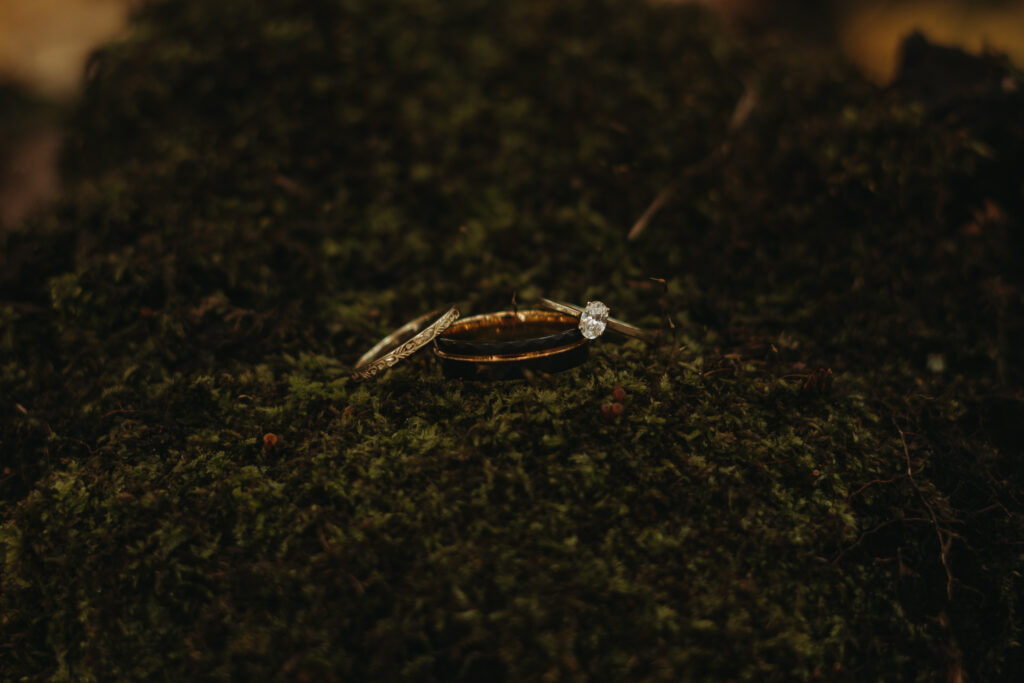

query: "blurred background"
left=1, top=0, right=1023, bottom=229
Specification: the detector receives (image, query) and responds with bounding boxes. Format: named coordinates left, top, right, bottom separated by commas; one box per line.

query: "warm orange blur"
left=2, top=0, right=1023, bottom=96
left=841, top=1, right=1024, bottom=83
left=0, top=0, right=129, bottom=98
left=1, top=0, right=1022, bottom=228
left=665, top=0, right=1024, bottom=84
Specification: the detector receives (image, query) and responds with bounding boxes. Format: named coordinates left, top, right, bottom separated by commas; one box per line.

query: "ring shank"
left=351, top=306, right=460, bottom=380
left=538, top=298, right=656, bottom=342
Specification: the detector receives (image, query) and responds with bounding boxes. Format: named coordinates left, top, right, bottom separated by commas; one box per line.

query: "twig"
left=627, top=142, right=731, bottom=241
left=846, top=477, right=899, bottom=501
left=101, top=407, right=139, bottom=418
left=627, top=181, right=680, bottom=241
left=628, top=80, right=757, bottom=242
left=895, top=418, right=955, bottom=600
left=968, top=502, right=1011, bottom=518
left=69, top=438, right=95, bottom=455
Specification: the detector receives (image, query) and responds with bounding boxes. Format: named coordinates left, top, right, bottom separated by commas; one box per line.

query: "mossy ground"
left=2, top=0, right=1022, bottom=680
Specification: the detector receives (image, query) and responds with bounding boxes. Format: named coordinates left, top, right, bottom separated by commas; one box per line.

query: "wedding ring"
left=351, top=305, right=460, bottom=380
left=538, top=298, right=656, bottom=342
left=435, top=310, right=582, bottom=356
left=434, top=310, right=589, bottom=379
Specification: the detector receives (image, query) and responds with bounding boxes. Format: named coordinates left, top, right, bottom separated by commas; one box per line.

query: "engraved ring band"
left=351, top=305, right=460, bottom=381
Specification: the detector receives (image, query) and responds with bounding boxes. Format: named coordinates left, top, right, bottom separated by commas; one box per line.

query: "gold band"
left=434, top=337, right=587, bottom=363
left=434, top=310, right=591, bottom=378
left=351, top=306, right=460, bottom=380
left=434, top=310, right=583, bottom=360
left=538, top=298, right=656, bottom=343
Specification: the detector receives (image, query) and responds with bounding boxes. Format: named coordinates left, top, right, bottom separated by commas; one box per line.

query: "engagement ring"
left=538, top=298, right=655, bottom=342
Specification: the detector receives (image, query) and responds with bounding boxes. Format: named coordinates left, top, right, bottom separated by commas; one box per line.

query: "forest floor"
left=2, top=1, right=1022, bottom=680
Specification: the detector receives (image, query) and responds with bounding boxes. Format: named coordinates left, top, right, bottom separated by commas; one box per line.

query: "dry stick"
left=894, top=418, right=955, bottom=601
left=845, top=476, right=900, bottom=501
left=627, top=83, right=756, bottom=242
left=627, top=142, right=731, bottom=241
left=627, top=180, right=681, bottom=242
left=650, top=276, right=674, bottom=346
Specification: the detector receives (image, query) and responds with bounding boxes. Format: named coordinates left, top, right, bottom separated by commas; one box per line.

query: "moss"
left=2, top=0, right=1023, bottom=680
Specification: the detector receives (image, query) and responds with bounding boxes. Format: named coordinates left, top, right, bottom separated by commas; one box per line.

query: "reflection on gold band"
left=433, top=339, right=587, bottom=363
left=436, top=309, right=582, bottom=361
left=440, top=309, right=578, bottom=341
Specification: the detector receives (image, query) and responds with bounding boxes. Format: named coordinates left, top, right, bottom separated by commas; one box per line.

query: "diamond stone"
left=579, top=301, right=610, bottom=340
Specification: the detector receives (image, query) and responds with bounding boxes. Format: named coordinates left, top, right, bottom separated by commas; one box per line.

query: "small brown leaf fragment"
left=801, top=367, right=833, bottom=395
left=961, top=199, right=1007, bottom=235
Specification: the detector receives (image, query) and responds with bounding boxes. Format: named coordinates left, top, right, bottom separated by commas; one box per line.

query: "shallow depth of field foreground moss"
left=2, top=0, right=1023, bottom=680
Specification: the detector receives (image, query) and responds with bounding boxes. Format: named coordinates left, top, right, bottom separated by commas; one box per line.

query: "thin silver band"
left=538, top=298, right=655, bottom=342
left=352, top=306, right=460, bottom=380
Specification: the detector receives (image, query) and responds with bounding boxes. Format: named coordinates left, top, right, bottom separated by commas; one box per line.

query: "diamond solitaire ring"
left=539, top=298, right=656, bottom=342
left=352, top=305, right=460, bottom=380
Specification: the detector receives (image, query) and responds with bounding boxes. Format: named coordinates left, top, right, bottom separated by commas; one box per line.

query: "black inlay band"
left=435, top=327, right=582, bottom=356
left=435, top=310, right=584, bottom=358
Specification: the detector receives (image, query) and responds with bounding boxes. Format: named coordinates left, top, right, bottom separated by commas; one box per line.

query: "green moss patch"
left=2, top=1, right=1022, bottom=680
